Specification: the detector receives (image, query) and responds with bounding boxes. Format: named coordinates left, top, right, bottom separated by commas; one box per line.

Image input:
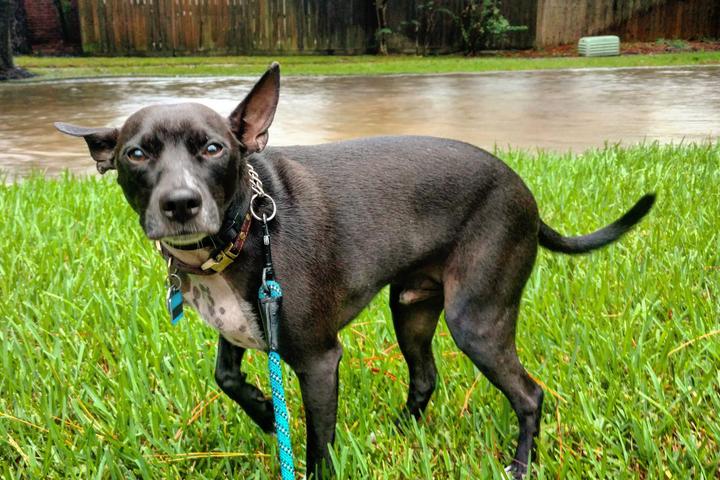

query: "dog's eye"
left=127, top=148, right=147, bottom=162
left=204, top=143, right=223, bottom=157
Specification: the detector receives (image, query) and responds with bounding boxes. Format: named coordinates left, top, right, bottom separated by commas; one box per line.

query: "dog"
left=55, top=62, right=654, bottom=479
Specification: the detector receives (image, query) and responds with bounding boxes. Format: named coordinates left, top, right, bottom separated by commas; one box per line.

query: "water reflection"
left=1, top=66, right=718, bottom=176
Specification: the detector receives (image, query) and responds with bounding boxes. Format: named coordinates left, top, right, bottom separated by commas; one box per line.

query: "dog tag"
left=166, top=284, right=185, bottom=325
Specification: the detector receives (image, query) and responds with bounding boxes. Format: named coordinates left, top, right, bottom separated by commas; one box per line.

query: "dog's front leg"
left=295, top=341, right=343, bottom=479
left=214, top=336, right=275, bottom=433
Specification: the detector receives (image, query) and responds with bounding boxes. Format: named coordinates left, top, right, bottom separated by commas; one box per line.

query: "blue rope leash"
left=259, top=280, right=295, bottom=480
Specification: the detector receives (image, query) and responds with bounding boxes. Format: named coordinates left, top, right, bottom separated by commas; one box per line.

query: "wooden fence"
left=536, top=0, right=720, bottom=47
left=76, top=0, right=720, bottom=55
left=77, top=0, right=373, bottom=55
left=76, top=0, right=539, bottom=55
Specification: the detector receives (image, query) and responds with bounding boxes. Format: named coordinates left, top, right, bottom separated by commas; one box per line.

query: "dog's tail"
left=538, top=194, right=655, bottom=254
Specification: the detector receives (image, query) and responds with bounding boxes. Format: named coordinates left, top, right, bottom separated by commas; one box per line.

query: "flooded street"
left=1, top=66, right=718, bottom=177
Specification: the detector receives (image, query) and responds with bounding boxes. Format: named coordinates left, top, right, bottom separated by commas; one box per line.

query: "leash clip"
left=258, top=276, right=282, bottom=351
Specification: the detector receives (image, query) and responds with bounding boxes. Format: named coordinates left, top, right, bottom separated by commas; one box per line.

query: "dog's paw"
left=393, top=407, right=429, bottom=435
left=393, top=409, right=415, bottom=433
left=504, top=463, right=527, bottom=480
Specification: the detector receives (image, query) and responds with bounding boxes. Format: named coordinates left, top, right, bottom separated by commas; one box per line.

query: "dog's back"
left=258, top=135, right=538, bottom=299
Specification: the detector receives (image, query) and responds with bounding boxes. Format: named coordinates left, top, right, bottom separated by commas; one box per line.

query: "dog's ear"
left=54, top=122, right=119, bottom=174
left=229, top=62, right=280, bottom=153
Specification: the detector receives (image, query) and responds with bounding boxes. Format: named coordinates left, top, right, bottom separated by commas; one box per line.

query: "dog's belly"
left=184, top=275, right=266, bottom=350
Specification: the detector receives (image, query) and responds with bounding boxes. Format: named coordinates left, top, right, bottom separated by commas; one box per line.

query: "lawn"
left=14, top=51, right=720, bottom=79
left=1, top=142, right=718, bottom=478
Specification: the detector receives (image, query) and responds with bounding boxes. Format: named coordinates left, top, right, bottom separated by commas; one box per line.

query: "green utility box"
left=578, top=35, right=620, bottom=57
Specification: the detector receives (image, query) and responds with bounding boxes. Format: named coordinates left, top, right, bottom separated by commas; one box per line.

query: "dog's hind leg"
left=443, top=216, right=543, bottom=479
left=214, top=336, right=275, bottom=433
left=390, top=283, right=443, bottom=423
left=447, top=301, right=543, bottom=478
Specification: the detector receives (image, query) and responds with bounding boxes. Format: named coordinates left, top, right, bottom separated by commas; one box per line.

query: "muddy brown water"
left=1, top=66, right=718, bottom=177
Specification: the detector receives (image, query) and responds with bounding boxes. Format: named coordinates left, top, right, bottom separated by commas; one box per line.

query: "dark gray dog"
left=56, top=63, right=654, bottom=479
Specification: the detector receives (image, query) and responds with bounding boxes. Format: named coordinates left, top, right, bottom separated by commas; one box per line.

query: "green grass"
left=14, top=51, right=720, bottom=79
left=1, top=143, right=719, bottom=478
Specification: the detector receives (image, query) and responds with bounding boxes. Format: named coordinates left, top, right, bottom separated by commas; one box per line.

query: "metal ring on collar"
left=166, top=273, right=182, bottom=290
left=250, top=193, right=277, bottom=222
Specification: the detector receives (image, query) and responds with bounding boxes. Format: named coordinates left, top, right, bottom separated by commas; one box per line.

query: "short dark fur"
left=56, top=63, right=655, bottom=479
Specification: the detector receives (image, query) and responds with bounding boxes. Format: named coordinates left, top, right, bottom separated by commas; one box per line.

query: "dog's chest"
left=183, top=274, right=266, bottom=350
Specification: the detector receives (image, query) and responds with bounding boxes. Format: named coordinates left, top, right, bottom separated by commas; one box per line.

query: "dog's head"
left=55, top=63, right=280, bottom=244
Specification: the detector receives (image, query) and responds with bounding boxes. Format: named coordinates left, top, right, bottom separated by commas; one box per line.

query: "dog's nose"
left=160, top=188, right=202, bottom=222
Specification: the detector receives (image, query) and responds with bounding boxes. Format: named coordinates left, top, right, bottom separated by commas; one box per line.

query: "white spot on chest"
left=163, top=244, right=266, bottom=350
left=186, top=275, right=266, bottom=350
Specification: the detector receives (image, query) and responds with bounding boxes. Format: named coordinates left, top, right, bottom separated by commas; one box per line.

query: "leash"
left=251, top=175, right=295, bottom=480
left=257, top=214, right=295, bottom=480
left=160, top=164, right=296, bottom=479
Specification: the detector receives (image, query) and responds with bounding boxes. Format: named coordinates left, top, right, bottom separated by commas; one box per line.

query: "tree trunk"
left=0, top=0, right=13, bottom=72
left=0, top=0, right=30, bottom=80
left=374, top=0, right=388, bottom=56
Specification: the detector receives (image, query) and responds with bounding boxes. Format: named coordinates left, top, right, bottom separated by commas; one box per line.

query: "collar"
left=159, top=208, right=253, bottom=275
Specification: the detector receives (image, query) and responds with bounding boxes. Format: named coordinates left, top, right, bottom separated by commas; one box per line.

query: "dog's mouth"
left=161, top=232, right=209, bottom=247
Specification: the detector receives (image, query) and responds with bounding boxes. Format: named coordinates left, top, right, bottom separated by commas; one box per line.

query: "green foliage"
left=401, top=1, right=456, bottom=55
left=1, top=143, right=719, bottom=477
left=655, top=38, right=691, bottom=51
left=456, top=0, right=527, bottom=54
left=375, top=27, right=394, bottom=39
left=399, top=0, right=527, bottom=56
left=55, top=0, right=73, bottom=16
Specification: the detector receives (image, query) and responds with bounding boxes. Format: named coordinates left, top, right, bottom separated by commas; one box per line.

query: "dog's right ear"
left=229, top=62, right=280, bottom=153
left=54, top=122, right=119, bottom=174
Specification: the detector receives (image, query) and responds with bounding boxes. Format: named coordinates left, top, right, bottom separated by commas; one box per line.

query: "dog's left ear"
left=54, top=122, right=119, bottom=174
left=229, top=62, right=280, bottom=153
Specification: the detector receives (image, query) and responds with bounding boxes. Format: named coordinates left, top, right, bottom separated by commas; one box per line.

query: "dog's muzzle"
left=159, top=188, right=202, bottom=223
